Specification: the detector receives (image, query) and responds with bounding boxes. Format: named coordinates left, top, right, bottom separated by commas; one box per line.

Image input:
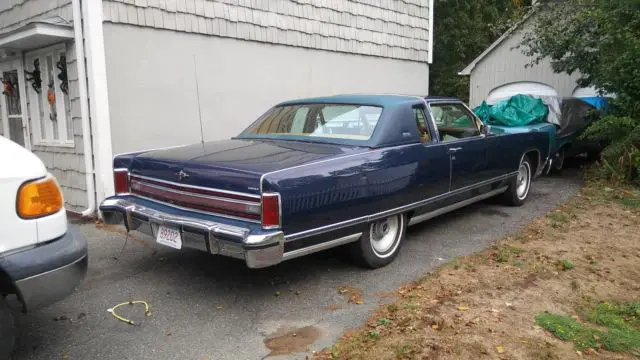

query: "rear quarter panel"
left=492, top=130, right=551, bottom=175
left=261, top=144, right=447, bottom=236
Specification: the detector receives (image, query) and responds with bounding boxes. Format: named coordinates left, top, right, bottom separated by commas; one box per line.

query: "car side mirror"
left=480, top=124, right=489, bottom=136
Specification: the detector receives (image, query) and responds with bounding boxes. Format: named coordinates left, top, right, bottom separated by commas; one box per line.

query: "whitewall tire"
left=350, top=213, right=407, bottom=268
left=502, top=155, right=532, bottom=206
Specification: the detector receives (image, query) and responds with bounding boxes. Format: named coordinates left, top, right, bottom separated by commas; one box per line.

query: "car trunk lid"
left=127, top=139, right=365, bottom=221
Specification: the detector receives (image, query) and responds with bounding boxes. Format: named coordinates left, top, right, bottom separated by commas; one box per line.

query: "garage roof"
left=458, top=10, right=536, bottom=76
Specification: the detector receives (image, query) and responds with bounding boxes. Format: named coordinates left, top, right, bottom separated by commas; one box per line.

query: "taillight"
left=261, top=193, right=281, bottom=229
left=17, top=175, right=63, bottom=218
left=114, top=169, right=129, bottom=194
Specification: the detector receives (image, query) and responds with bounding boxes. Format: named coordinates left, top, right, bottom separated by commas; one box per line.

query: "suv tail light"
left=17, top=175, right=63, bottom=218
left=114, top=169, right=129, bottom=195
left=261, top=193, right=281, bottom=229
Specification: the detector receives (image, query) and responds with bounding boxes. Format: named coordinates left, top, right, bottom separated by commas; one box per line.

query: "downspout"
left=82, top=0, right=115, bottom=217
left=72, top=0, right=96, bottom=217
left=428, top=0, right=434, bottom=64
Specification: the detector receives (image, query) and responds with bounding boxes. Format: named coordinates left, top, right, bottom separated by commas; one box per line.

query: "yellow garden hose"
left=107, top=301, right=151, bottom=326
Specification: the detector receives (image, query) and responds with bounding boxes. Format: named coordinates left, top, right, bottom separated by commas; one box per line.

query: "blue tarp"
left=578, top=97, right=608, bottom=111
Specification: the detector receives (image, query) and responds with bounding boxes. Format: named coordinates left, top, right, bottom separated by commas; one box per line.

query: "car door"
left=428, top=102, right=488, bottom=191
left=412, top=105, right=451, bottom=198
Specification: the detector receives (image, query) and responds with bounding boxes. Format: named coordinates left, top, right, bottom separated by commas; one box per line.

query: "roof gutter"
left=72, top=0, right=95, bottom=217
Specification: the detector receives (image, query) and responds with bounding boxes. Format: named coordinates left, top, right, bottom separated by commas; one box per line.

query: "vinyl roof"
left=276, top=94, right=424, bottom=107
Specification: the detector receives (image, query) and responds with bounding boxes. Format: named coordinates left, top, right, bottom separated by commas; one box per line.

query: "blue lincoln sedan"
left=100, top=94, right=550, bottom=269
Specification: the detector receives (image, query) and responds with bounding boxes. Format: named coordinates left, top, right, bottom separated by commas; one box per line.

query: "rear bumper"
left=1, top=226, right=88, bottom=312
left=100, top=197, right=284, bottom=268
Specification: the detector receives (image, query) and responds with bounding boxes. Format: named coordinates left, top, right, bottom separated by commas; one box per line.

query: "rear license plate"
left=156, top=226, right=182, bottom=250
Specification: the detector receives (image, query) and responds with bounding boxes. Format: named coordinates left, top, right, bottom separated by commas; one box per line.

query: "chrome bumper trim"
left=100, top=198, right=284, bottom=268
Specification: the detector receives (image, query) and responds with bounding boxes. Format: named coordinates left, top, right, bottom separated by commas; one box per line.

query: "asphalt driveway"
left=11, top=170, right=582, bottom=360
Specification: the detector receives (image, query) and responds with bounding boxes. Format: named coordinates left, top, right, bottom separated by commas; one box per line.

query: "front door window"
left=430, top=103, right=480, bottom=142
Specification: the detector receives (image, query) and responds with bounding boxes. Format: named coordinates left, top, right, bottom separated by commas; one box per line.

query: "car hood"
left=129, top=139, right=365, bottom=194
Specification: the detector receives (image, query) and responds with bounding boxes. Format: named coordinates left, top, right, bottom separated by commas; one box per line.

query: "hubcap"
left=516, top=162, right=531, bottom=200
left=370, top=215, right=400, bottom=257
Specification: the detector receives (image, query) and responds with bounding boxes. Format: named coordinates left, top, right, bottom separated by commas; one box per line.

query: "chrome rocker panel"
left=100, top=198, right=284, bottom=269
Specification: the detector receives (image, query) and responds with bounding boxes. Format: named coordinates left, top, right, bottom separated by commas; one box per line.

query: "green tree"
left=520, top=0, right=640, bottom=181
left=429, top=0, right=530, bottom=102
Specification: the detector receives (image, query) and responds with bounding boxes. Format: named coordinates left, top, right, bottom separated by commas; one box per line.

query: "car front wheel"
left=502, top=155, right=532, bottom=206
left=350, top=213, right=407, bottom=268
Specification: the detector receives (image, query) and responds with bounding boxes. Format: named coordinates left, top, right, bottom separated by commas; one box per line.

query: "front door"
left=0, top=59, right=27, bottom=148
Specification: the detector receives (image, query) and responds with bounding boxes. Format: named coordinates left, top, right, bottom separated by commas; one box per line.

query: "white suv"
left=0, top=137, right=87, bottom=358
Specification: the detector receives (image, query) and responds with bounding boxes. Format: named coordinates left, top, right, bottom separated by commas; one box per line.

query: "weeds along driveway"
left=12, top=170, right=582, bottom=360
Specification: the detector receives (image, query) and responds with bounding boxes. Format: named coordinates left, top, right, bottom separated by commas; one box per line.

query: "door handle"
left=448, top=147, right=462, bottom=153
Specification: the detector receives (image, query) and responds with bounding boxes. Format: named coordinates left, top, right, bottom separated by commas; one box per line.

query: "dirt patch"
left=263, top=325, right=323, bottom=357
left=314, top=182, right=640, bottom=359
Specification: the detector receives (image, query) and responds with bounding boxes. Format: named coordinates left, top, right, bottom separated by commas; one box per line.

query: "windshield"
left=240, top=104, right=383, bottom=141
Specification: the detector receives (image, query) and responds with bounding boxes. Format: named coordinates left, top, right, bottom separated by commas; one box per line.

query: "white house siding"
left=0, top=0, right=88, bottom=212
left=468, top=25, right=580, bottom=107
left=101, top=0, right=431, bottom=155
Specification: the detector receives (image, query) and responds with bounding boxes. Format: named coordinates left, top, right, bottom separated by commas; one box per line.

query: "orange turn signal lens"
left=17, top=176, right=63, bottom=219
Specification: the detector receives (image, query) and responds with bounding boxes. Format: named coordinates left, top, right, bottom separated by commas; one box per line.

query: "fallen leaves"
left=337, top=286, right=364, bottom=305
left=496, top=345, right=505, bottom=354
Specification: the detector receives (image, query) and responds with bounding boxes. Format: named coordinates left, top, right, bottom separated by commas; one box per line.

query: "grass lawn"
left=313, top=178, right=640, bottom=360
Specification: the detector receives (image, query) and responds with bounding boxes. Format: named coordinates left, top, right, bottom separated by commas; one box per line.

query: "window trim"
left=0, top=56, right=31, bottom=149
left=25, top=43, right=74, bottom=148
left=427, top=102, right=484, bottom=144
left=412, top=104, right=435, bottom=145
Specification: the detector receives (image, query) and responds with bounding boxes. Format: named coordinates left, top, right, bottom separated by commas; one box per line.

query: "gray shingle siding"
left=0, top=0, right=72, bottom=33
left=0, top=1, right=90, bottom=213
left=102, top=0, right=430, bottom=62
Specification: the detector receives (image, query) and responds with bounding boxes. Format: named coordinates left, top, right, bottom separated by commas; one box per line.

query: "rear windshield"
left=240, top=104, right=383, bottom=141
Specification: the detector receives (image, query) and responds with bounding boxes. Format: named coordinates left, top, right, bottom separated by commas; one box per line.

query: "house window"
left=25, top=44, right=73, bottom=147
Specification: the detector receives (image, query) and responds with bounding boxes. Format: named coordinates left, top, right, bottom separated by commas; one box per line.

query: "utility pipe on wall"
left=72, top=0, right=96, bottom=217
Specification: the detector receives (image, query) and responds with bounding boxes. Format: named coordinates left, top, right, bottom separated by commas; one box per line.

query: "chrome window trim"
left=129, top=194, right=261, bottom=224
left=284, top=172, right=517, bottom=242
left=130, top=178, right=260, bottom=208
left=129, top=174, right=260, bottom=199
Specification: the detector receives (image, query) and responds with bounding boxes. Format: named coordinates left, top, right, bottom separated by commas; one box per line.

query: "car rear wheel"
left=349, top=213, right=407, bottom=269
left=502, top=155, right=532, bottom=207
left=0, top=297, right=15, bottom=360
